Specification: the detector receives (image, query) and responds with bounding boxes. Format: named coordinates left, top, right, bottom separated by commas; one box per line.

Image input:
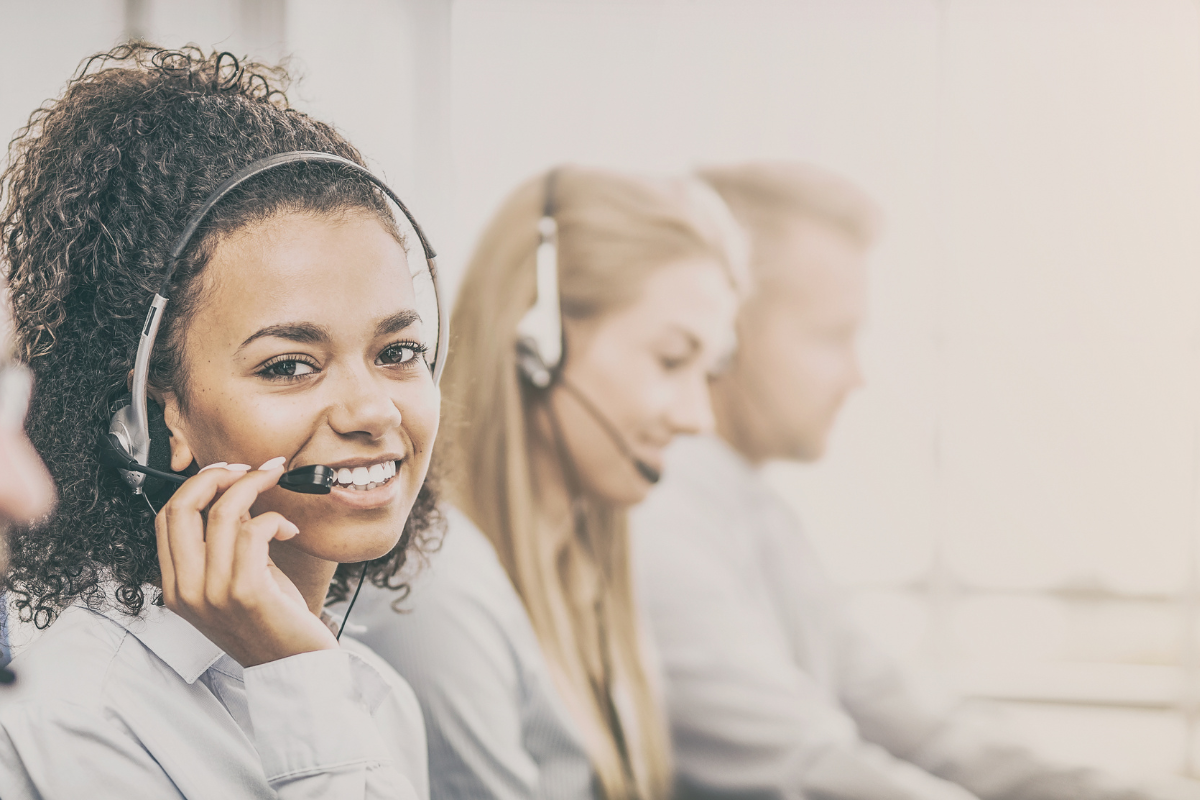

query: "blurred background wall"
left=4, top=0, right=1200, bottom=780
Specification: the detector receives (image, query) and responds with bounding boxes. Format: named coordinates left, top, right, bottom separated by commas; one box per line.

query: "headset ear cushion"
left=143, top=397, right=177, bottom=502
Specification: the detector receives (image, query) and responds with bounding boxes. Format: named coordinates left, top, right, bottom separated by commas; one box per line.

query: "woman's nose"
left=325, top=368, right=403, bottom=439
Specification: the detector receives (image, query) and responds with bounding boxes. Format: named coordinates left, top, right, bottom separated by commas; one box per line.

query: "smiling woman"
left=0, top=44, right=441, bottom=799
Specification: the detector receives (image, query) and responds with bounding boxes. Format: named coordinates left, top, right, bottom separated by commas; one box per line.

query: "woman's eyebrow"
left=375, top=309, right=422, bottom=337
left=237, top=322, right=330, bottom=352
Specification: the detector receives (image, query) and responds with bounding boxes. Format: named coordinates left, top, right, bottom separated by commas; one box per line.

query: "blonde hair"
left=442, top=167, right=744, bottom=800
left=698, top=161, right=882, bottom=251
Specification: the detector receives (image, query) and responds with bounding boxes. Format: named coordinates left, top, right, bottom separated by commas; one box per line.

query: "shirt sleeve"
left=244, top=649, right=420, bottom=800
left=633, top=493, right=978, bottom=800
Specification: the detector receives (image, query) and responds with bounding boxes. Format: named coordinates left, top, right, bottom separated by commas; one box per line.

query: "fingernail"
left=224, top=463, right=252, bottom=471
left=198, top=462, right=228, bottom=473
left=283, top=520, right=300, bottom=536
left=258, top=456, right=286, bottom=471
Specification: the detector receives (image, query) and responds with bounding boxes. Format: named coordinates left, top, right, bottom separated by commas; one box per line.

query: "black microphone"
left=558, top=379, right=661, bottom=484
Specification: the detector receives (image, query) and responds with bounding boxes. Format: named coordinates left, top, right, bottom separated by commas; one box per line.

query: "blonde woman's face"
left=552, top=258, right=738, bottom=506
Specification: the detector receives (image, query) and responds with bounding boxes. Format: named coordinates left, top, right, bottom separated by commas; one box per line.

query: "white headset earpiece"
left=515, top=169, right=564, bottom=389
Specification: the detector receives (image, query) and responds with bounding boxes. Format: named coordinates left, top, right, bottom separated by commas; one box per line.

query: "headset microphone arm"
left=557, top=378, right=661, bottom=484
left=98, top=434, right=337, bottom=495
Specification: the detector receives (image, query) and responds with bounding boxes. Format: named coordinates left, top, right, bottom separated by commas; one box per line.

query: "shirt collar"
left=97, top=598, right=225, bottom=685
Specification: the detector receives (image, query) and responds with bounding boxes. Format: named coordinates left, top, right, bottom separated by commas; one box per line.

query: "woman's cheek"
left=238, top=400, right=309, bottom=454
left=401, top=381, right=441, bottom=458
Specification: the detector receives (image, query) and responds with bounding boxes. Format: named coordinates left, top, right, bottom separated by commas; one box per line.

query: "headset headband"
left=115, top=150, right=447, bottom=493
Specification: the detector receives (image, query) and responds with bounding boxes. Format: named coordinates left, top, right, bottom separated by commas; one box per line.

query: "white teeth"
left=331, top=461, right=397, bottom=489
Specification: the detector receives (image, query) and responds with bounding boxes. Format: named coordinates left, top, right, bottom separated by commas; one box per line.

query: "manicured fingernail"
left=198, top=462, right=227, bottom=473
left=258, top=456, right=286, bottom=471
left=224, top=463, right=252, bottom=471
left=283, top=520, right=300, bottom=536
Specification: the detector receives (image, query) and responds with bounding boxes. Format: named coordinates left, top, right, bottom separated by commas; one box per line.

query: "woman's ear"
left=151, top=388, right=196, bottom=473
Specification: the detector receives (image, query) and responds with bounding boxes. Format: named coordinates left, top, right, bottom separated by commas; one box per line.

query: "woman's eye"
left=259, top=359, right=317, bottom=380
left=659, top=354, right=690, bottom=372
left=377, top=342, right=427, bottom=366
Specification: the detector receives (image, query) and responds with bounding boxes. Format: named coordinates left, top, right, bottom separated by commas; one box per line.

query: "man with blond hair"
left=631, top=162, right=1193, bottom=800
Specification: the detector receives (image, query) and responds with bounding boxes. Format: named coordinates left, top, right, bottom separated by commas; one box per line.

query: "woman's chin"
left=262, top=478, right=421, bottom=564
left=277, top=519, right=404, bottom=565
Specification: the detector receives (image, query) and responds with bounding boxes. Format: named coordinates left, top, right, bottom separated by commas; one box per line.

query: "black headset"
left=514, top=169, right=660, bottom=485
left=98, top=151, right=448, bottom=502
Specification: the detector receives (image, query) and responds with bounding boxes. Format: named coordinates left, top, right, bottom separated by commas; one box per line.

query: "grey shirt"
left=348, top=505, right=594, bottom=800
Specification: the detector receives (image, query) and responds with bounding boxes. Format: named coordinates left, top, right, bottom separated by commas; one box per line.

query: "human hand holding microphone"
left=155, top=458, right=338, bottom=668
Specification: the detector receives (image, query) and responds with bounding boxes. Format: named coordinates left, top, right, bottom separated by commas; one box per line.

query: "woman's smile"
left=319, top=456, right=407, bottom=510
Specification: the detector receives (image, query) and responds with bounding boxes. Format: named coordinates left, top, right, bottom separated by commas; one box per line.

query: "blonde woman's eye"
left=659, top=354, right=689, bottom=372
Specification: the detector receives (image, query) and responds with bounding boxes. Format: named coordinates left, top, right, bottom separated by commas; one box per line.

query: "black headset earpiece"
left=143, top=395, right=176, bottom=501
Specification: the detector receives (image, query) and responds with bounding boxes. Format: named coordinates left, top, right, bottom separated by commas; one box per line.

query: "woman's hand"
left=155, top=462, right=338, bottom=668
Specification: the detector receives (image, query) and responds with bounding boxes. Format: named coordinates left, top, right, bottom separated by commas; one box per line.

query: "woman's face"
left=162, top=209, right=439, bottom=564
left=551, top=258, right=738, bottom=507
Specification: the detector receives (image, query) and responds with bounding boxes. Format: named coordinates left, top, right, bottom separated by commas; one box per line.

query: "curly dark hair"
left=0, top=43, right=442, bottom=625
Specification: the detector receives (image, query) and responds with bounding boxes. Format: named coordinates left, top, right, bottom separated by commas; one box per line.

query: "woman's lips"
left=328, top=476, right=402, bottom=510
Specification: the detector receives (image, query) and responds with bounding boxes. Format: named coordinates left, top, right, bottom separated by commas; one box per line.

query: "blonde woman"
left=344, top=167, right=746, bottom=800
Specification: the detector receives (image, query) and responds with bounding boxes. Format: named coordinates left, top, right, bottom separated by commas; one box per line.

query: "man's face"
left=717, top=218, right=868, bottom=462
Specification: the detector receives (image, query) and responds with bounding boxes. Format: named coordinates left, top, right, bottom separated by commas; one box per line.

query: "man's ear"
left=149, top=387, right=195, bottom=473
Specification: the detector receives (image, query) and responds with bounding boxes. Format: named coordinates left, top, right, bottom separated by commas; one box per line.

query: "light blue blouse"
left=346, top=505, right=594, bottom=800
